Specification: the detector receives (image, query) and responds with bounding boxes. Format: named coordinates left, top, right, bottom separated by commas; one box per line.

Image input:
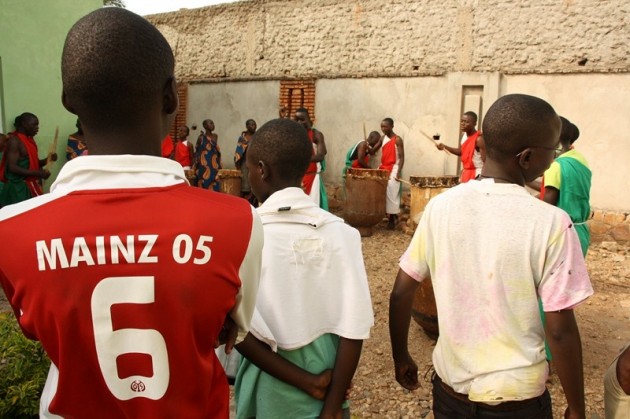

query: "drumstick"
left=419, top=129, right=452, bottom=155
left=396, top=178, right=411, bottom=186
left=363, top=122, right=367, bottom=141
left=46, top=126, right=59, bottom=169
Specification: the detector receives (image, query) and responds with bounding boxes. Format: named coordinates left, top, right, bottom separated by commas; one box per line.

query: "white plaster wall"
left=502, top=73, right=630, bottom=211
left=311, top=73, right=630, bottom=211
left=315, top=77, right=455, bottom=182
left=186, top=80, right=280, bottom=168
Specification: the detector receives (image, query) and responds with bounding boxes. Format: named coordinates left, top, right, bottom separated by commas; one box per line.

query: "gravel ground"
left=2, top=221, right=628, bottom=418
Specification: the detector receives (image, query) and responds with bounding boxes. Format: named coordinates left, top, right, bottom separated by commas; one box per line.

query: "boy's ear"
left=258, top=160, right=269, bottom=180
left=517, top=148, right=532, bottom=169
left=163, top=77, right=178, bottom=115
left=61, top=90, right=76, bottom=115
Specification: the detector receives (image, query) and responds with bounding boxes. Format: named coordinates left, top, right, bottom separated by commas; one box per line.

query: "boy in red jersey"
left=0, top=8, right=262, bottom=418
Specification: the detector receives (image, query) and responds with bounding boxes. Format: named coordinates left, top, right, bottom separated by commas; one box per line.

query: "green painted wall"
left=0, top=0, right=101, bottom=189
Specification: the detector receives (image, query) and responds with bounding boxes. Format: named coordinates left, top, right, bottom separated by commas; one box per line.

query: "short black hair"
left=248, top=119, right=312, bottom=182
left=14, top=112, right=37, bottom=129
left=559, top=117, right=580, bottom=145
left=295, top=107, right=309, bottom=116
left=382, top=118, right=394, bottom=126
left=482, top=94, right=558, bottom=159
left=61, top=8, right=174, bottom=131
left=463, top=111, right=478, bottom=124
left=246, top=119, right=256, bottom=125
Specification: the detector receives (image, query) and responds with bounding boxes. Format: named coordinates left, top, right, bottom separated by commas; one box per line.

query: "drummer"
left=343, top=131, right=382, bottom=175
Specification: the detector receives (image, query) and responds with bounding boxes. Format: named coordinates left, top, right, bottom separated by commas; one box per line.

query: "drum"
left=411, top=279, right=439, bottom=340
left=409, top=175, right=459, bottom=227
left=409, top=175, right=459, bottom=339
left=217, top=169, right=242, bottom=196
left=343, top=168, right=389, bottom=237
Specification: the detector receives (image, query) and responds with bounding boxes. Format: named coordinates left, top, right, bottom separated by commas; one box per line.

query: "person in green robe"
left=543, top=117, right=592, bottom=256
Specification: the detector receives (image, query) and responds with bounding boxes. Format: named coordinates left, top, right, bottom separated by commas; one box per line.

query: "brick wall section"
left=279, top=80, right=316, bottom=120
left=169, top=83, right=188, bottom=138
left=147, top=0, right=629, bottom=81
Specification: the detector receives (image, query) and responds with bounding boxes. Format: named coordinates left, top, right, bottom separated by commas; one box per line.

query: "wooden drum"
left=409, top=175, right=459, bottom=227
left=217, top=169, right=242, bottom=196
left=343, top=168, right=389, bottom=237
left=409, top=175, right=459, bottom=339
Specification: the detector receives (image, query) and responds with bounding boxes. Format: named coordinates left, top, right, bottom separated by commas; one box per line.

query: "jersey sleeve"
left=543, top=161, right=561, bottom=190
left=231, top=206, right=263, bottom=343
left=399, top=210, right=430, bottom=282
left=538, top=214, right=593, bottom=311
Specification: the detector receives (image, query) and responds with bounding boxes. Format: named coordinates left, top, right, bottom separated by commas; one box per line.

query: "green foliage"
left=0, top=312, right=50, bottom=418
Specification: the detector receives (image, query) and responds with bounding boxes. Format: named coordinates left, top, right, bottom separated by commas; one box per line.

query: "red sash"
left=161, top=135, right=175, bottom=158
left=352, top=155, right=369, bottom=168
left=175, top=142, right=192, bottom=167
left=378, top=135, right=398, bottom=173
left=460, top=131, right=479, bottom=183
left=302, top=129, right=318, bottom=194
left=0, top=131, right=41, bottom=183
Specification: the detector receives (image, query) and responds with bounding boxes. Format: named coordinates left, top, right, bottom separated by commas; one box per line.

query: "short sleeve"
left=538, top=216, right=593, bottom=311
left=399, top=210, right=430, bottom=283
left=232, top=207, right=263, bottom=342
left=543, top=161, right=561, bottom=190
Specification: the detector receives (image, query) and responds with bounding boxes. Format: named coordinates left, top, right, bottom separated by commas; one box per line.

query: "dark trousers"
left=431, top=373, right=552, bottom=419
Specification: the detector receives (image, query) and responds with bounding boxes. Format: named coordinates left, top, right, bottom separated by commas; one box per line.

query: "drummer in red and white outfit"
left=437, top=111, right=482, bottom=183
left=378, top=118, right=405, bottom=230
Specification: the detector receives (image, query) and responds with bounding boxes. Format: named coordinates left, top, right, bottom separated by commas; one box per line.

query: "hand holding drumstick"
left=418, top=129, right=451, bottom=155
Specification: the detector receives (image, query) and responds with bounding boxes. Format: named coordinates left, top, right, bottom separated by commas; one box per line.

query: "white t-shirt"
left=400, top=179, right=593, bottom=402
left=250, top=187, right=374, bottom=351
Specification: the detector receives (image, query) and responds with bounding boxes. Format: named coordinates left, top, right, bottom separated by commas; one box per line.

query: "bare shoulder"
left=6, top=135, right=23, bottom=151
left=314, top=129, right=325, bottom=141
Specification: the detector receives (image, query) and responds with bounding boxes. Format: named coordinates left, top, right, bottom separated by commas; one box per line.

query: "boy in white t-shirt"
left=234, top=118, right=374, bottom=418
left=389, top=94, right=593, bottom=419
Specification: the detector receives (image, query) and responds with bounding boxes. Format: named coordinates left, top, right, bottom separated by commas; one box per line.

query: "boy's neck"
left=480, top=159, right=525, bottom=186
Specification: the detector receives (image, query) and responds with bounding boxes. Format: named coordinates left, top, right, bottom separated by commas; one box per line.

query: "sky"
left=124, top=0, right=240, bottom=16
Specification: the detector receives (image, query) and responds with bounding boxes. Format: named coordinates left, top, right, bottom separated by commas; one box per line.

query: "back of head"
left=62, top=8, right=174, bottom=132
left=249, top=119, right=312, bottom=183
left=482, top=94, right=558, bottom=159
left=15, top=112, right=37, bottom=130
left=559, top=116, right=574, bottom=147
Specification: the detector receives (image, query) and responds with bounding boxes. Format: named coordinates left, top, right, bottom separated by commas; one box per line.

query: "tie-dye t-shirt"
left=399, top=179, right=593, bottom=403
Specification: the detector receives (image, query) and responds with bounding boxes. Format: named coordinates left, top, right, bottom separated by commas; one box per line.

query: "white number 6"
left=91, top=276, right=169, bottom=400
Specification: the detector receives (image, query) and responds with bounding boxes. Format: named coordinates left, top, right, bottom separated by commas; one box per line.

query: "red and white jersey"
left=0, top=155, right=262, bottom=418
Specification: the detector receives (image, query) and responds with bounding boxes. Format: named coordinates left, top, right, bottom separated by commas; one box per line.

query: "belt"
left=435, top=374, right=547, bottom=412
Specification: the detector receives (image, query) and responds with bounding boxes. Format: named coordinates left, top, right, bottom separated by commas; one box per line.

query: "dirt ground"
left=1, top=221, right=628, bottom=418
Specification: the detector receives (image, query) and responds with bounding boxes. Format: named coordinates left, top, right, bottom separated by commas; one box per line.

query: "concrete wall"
left=502, top=73, right=630, bottom=212
left=0, top=0, right=101, bottom=188
left=149, top=0, right=630, bottom=212
left=187, top=80, right=280, bottom=166
left=149, top=0, right=629, bottom=81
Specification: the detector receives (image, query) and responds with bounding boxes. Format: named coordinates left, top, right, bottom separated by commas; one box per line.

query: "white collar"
left=50, top=155, right=187, bottom=194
